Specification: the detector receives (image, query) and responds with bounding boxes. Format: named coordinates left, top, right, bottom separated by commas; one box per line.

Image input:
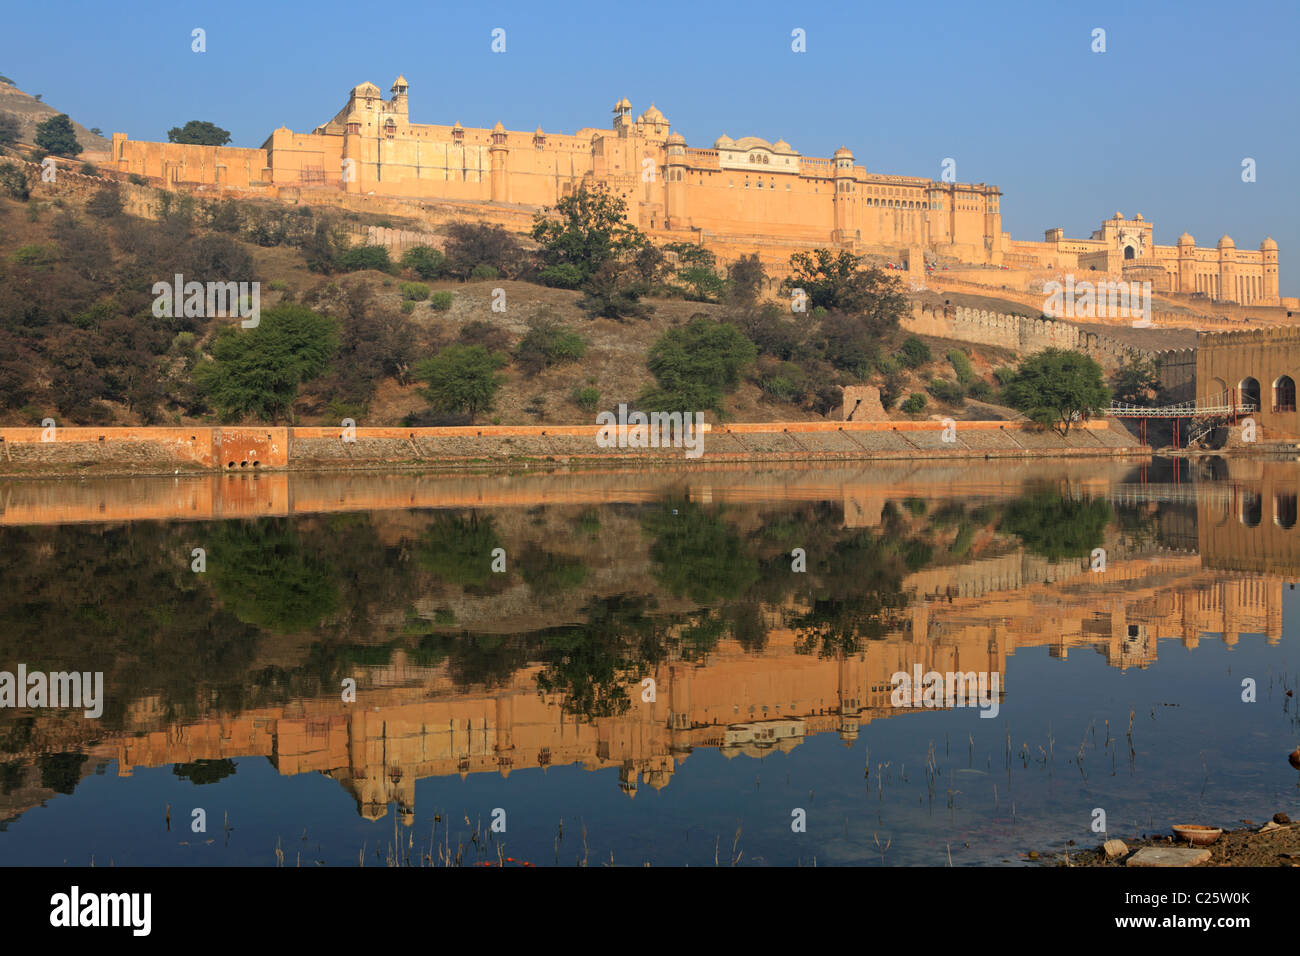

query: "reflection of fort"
left=1, top=462, right=1296, bottom=824
left=18, top=547, right=1281, bottom=823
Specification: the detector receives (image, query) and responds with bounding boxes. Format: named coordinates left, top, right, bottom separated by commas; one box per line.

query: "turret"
left=1261, top=237, right=1280, bottom=304
left=489, top=121, right=509, bottom=202
left=663, top=131, right=687, bottom=228
left=831, top=146, right=857, bottom=244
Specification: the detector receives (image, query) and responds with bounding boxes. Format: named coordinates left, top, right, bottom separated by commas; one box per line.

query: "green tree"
left=643, top=318, right=757, bottom=413
left=197, top=304, right=339, bottom=423
left=780, top=248, right=907, bottom=330
left=1111, top=354, right=1163, bottom=407
left=531, top=187, right=648, bottom=288
left=663, top=242, right=725, bottom=302
left=34, top=114, right=81, bottom=157
left=726, top=252, right=766, bottom=307
left=1002, top=348, right=1110, bottom=435
left=899, top=336, right=932, bottom=369
left=0, top=161, right=29, bottom=200
left=0, top=113, right=19, bottom=146
left=414, top=344, right=505, bottom=418
left=642, top=500, right=759, bottom=604
left=401, top=244, right=446, bottom=279
left=167, top=120, right=232, bottom=146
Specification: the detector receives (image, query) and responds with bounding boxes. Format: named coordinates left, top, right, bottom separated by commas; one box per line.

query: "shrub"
left=400, top=281, right=430, bottom=301
left=128, top=173, right=147, bottom=186
left=335, top=244, right=393, bottom=273
left=0, top=162, right=30, bottom=201
left=899, top=336, right=931, bottom=369
left=513, top=313, right=587, bottom=375
left=947, top=349, right=974, bottom=384
left=967, top=379, right=993, bottom=401
left=927, top=378, right=966, bottom=406
left=401, top=245, right=446, bottom=279
left=12, top=243, right=58, bottom=268
left=267, top=279, right=289, bottom=291
left=993, top=365, right=1016, bottom=387
left=469, top=263, right=498, bottom=281
left=414, top=344, right=507, bottom=418
left=400, top=300, right=415, bottom=314
left=571, top=386, right=600, bottom=413
left=901, top=393, right=927, bottom=414
left=429, top=291, right=453, bottom=311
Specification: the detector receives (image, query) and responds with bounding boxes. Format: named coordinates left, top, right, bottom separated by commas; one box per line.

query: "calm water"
left=0, top=458, right=1297, bottom=867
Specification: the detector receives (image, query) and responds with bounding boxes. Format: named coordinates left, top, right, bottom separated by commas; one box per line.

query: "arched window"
left=1124, top=246, right=1136, bottom=260
left=1240, top=377, right=1261, bottom=411
left=1273, top=375, right=1295, bottom=412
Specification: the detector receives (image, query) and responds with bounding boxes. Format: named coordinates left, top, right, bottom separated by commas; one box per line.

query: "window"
left=1273, top=375, right=1295, bottom=412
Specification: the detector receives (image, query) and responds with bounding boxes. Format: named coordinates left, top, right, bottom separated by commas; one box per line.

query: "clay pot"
left=1172, top=824, right=1222, bottom=846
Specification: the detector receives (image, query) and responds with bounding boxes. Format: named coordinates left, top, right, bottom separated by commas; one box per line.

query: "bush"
left=335, top=244, right=393, bottom=273
left=993, top=365, right=1016, bottom=387
left=947, top=349, right=974, bottom=384
left=267, top=279, right=289, bottom=291
left=429, top=291, right=453, bottom=311
left=571, top=385, right=600, bottom=413
left=443, top=222, right=525, bottom=279
left=513, top=313, right=587, bottom=375
left=128, top=173, right=147, bottom=186
left=414, top=344, right=506, bottom=418
left=643, top=318, right=757, bottom=414
left=401, top=245, right=446, bottom=279
left=901, top=393, right=928, bottom=414
left=12, top=243, right=58, bottom=268
left=469, top=264, right=498, bottom=281
left=400, top=300, right=415, bottom=314
left=400, top=281, right=430, bottom=301
left=86, top=185, right=123, bottom=219
left=899, top=336, right=931, bottom=369
left=967, top=379, right=993, bottom=401
left=0, top=162, right=31, bottom=201
left=926, top=378, right=966, bottom=405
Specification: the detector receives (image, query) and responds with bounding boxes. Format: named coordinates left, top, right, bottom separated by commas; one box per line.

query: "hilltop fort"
left=106, top=77, right=1286, bottom=308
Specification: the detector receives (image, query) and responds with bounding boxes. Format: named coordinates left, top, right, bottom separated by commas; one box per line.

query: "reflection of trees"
left=641, top=499, right=758, bottom=603
left=535, top=596, right=667, bottom=721
left=37, top=752, right=87, bottom=795
left=517, top=543, right=588, bottom=596
left=0, top=524, right=264, bottom=729
left=208, top=520, right=340, bottom=632
left=998, top=489, right=1111, bottom=561
left=791, top=527, right=911, bottom=657
left=416, top=512, right=507, bottom=593
left=173, top=758, right=237, bottom=785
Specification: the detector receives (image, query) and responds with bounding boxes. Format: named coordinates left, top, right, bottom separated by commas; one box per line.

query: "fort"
left=106, top=77, right=1285, bottom=306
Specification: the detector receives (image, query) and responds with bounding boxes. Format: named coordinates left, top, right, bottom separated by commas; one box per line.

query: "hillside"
left=0, top=76, right=111, bottom=155
left=0, top=169, right=1037, bottom=430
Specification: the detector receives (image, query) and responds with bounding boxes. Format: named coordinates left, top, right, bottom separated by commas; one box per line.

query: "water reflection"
left=1, top=458, right=1297, bottom=865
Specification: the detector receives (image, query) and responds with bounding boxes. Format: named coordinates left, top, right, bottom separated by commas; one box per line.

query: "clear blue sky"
left=3, top=0, right=1296, bottom=294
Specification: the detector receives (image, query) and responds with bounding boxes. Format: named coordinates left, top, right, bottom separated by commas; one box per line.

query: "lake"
left=1, top=457, right=1297, bottom=866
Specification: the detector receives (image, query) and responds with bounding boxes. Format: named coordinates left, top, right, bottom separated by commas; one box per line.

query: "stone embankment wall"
left=0, top=420, right=1142, bottom=475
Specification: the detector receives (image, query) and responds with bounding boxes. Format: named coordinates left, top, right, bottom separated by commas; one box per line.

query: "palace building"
left=108, top=77, right=1280, bottom=306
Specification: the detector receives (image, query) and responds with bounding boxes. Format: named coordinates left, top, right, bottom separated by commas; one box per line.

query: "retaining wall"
left=0, top=420, right=1142, bottom=475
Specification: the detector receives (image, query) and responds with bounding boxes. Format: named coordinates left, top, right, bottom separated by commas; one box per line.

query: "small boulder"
left=1274, top=813, right=1292, bottom=825
left=1127, top=846, right=1212, bottom=867
left=1103, top=839, right=1128, bottom=860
